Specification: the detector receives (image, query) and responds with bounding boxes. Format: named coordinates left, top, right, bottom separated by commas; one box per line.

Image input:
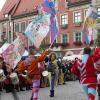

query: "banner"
left=82, top=5, right=100, bottom=45
left=3, top=37, right=26, bottom=69
left=16, top=32, right=28, bottom=49
left=42, top=0, right=59, bottom=44
left=12, top=37, right=25, bottom=56
left=25, top=14, right=50, bottom=48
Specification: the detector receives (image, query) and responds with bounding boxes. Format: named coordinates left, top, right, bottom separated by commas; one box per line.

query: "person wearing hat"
left=71, top=47, right=100, bottom=100
left=17, top=49, right=49, bottom=100
left=47, top=52, right=58, bottom=97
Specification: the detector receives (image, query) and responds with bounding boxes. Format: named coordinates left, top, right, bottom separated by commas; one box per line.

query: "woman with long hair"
left=48, top=52, right=58, bottom=97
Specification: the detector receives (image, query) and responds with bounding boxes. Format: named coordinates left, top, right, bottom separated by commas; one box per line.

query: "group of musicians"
left=0, top=48, right=56, bottom=100
left=0, top=55, right=32, bottom=93
left=0, top=47, right=100, bottom=100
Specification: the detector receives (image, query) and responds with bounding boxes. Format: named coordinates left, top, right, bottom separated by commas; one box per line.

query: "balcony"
left=61, top=24, right=68, bottom=29
left=67, top=0, right=91, bottom=8
left=73, top=41, right=83, bottom=46
left=74, top=22, right=81, bottom=27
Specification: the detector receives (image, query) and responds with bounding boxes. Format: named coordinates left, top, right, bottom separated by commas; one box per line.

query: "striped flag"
left=42, top=0, right=59, bottom=44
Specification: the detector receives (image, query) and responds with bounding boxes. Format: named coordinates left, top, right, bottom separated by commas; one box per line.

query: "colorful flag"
left=82, top=5, right=99, bottom=45
left=16, top=32, right=28, bottom=49
left=3, top=44, right=15, bottom=68
left=50, top=15, right=58, bottom=43
left=42, top=0, right=59, bottom=44
left=25, top=14, right=50, bottom=48
left=86, top=5, right=100, bottom=27
left=2, top=36, right=26, bottom=69
left=12, top=37, right=25, bottom=56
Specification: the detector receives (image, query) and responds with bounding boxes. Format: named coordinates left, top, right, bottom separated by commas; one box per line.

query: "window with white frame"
left=98, top=29, right=100, bottom=34
left=74, top=11, right=81, bottom=23
left=97, top=8, right=100, bottom=16
left=21, top=22, right=26, bottom=33
left=61, top=14, right=68, bottom=25
left=62, top=34, right=68, bottom=43
left=15, top=23, right=19, bottom=32
left=75, top=32, right=82, bottom=42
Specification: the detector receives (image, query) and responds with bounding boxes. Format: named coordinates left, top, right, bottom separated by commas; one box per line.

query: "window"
left=75, top=32, right=82, bottom=42
left=21, top=22, right=26, bottom=33
left=97, top=8, right=100, bottom=16
left=74, top=11, right=81, bottom=23
left=62, top=34, right=68, bottom=43
left=98, top=29, right=100, bottom=34
left=15, top=23, right=19, bottom=32
left=61, top=14, right=68, bottom=25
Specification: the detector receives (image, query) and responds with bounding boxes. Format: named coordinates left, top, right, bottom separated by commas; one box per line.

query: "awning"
left=64, top=50, right=74, bottom=56
left=63, top=55, right=82, bottom=61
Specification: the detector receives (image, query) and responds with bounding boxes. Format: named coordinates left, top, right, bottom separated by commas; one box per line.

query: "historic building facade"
left=0, top=0, right=99, bottom=57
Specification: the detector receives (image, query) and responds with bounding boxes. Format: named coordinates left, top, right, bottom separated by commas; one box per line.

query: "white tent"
left=63, top=55, right=82, bottom=61
left=0, top=42, right=10, bottom=54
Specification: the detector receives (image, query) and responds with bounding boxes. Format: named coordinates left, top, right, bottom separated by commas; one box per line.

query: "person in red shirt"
left=17, top=49, right=49, bottom=100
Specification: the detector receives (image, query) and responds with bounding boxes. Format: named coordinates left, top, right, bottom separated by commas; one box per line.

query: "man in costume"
left=71, top=47, right=100, bottom=100
left=17, top=49, right=49, bottom=100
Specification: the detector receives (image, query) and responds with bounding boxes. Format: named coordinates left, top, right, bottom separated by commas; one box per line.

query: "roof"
left=0, top=0, right=42, bottom=21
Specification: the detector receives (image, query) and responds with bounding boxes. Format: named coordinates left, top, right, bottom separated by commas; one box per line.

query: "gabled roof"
left=0, top=0, right=42, bottom=21
left=2, top=0, right=20, bottom=15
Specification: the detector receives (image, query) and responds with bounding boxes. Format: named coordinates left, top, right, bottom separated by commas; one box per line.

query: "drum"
left=10, top=73, right=19, bottom=84
left=0, top=69, right=6, bottom=82
left=42, top=70, right=48, bottom=77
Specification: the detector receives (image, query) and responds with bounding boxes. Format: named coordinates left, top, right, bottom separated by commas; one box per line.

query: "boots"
left=50, top=90, right=54, bottom=97
left=5, top=84, right=14, bottom=93
left=26, top=84, right=31, bottom=90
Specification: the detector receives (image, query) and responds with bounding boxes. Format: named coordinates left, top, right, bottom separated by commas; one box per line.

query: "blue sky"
left=0, top=0, right=6, bottom=11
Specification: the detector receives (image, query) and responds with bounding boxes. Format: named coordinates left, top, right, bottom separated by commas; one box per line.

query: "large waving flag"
left=42, top=0, right=59, bottom=44
left=25, top=14, right=50, bottom=48
left=2, top=35, right=26, bottom=69
left=82, top=5, right=100, bottom=45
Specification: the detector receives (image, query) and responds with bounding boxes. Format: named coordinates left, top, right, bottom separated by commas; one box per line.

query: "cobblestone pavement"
left=0, top=81, right=98, bottom=100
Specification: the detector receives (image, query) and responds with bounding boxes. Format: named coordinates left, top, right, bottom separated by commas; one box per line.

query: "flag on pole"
left=86, top=5, right=100, bottom=27
left=82, top=5, right=99, bottom=45
left=2, top=36, right=26, bottom=69
left=25, top=14, right=50, bottom=48
left=42, top=0, right=59, bottom=44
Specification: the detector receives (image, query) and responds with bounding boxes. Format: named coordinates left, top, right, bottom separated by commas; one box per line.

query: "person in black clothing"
left=57, top=58, right=65, bottom=84
left=0, top=57, right=13, bottom=93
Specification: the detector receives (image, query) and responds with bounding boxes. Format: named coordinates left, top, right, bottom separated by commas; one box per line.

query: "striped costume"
left=71, top=52, right=100, bottom=100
